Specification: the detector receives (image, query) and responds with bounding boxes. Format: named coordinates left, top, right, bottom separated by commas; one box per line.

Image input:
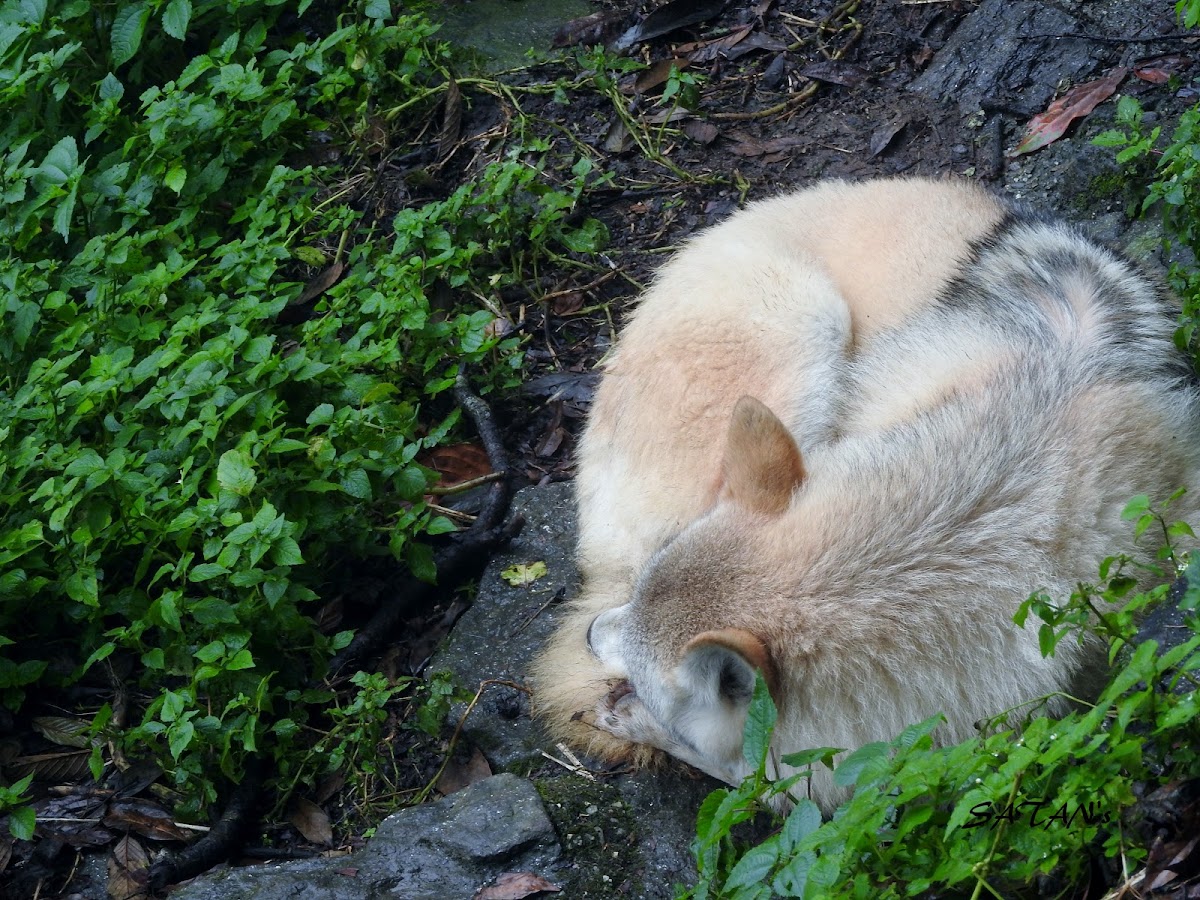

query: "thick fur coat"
left=529, top=177, right=1200, bottom=811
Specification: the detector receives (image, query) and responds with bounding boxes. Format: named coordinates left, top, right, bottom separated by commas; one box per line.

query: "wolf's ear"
left=721, top=396, right=805, bottom=515
left=680, top=628, right=778, bottom=706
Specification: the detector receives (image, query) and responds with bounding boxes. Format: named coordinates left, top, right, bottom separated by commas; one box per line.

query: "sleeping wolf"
left=530, top=177, right=1200, bottom=811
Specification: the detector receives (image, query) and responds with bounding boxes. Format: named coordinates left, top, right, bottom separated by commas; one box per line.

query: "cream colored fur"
left=529, top=177, right=1200, bottom=810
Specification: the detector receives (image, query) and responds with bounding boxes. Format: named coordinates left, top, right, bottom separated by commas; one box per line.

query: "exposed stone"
left=173, top=774, right=559, bottom=900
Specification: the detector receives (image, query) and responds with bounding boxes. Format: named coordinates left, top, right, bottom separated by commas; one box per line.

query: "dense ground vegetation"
left=0, top=0, right=604, bottom=833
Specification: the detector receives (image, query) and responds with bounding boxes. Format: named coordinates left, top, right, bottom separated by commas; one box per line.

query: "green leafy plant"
left=685, top=499, right=1200, bottom=899
left=0, top=773, right=35, bottom=841
left=1093, top=89, right=1200, bottom=356
left=0, top=0, right=605, bottom=820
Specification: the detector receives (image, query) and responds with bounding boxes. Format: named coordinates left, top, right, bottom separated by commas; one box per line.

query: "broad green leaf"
left=164, top=165, right=186, bottom=193
left=217, top=449, right=256, bottom=496
left=832, top=741, right=890, bottom=788
left=8, top=806, right=35, bottom=841
left=742, top=673, right=777, bottom=771
left=110, top=2, right=150, bottom=67
left=161, top=0, right=190, bottom=39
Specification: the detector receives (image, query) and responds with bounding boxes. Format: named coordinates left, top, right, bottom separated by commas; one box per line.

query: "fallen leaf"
left=797, top=60, right=868, bottom=86
left=720, top=31, right=788, bottom=62
left=474, top=871, right=561, bottom=900
left=438, top=76, right=463, bottom=162
left=682, top=25, right=752, bottom=63
left=551, top=10, right=623, bottom=48
left=0, top=836, right=11, bottom=874
left=11, top=749, right=91, bottom=782
left=33, top=716, right=92, bottom=749
left=521, top=372, right=600, bottom=405
left=603, top=118, right=634, bottom=153
left=612, top=0, right=728, bottom=52
left=683, top=120, right=720, bottom=145
left=436, top=747, right=493, bottom=796
left=1134, top=54, right=1190, bottom=84
left=501, top=561, right=548, bottom=587
left=912, top=43, right=934, bottom=68
left=288, top=797, right=333, bottom=845
left=869, top=119, right=908, bottom=157
left=420, top=443, right=492, bottom=490
left=336, top=867, right=360, bottom=877
left=295, top=260, right=345, bottom=305
left=630, top=58, right=689, bottom=95
left=1007, top=67, right=1127, bottom=158
left=315, top=771, right=346, bottom=805
left=103, top=797, right=189, bottom=842
left=108, top=835, right=150, bottom=900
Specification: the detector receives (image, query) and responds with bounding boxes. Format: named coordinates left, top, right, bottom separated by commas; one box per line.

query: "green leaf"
left=780, top=798, right=822, bottom=852
left=98, top=72, right=124, bottom=100
left=191, top=598, right=239, bottom=624
left=269, top=537, right=304, bottom=567
left=195, top=640, right=225, bottom=663
left=725, top=839, right=780, bottom=890
left=189, top=563, right=230, bottom=582
left=168, top=720, right=194, bottom=760
left=742, top=673, right=776, bottom=772
left=161, top=0, right=191, bottom=39
left=832, top=741, right=890, bottom=788
left=217, top=449, right=257, bottom=496
left=8, top=806, right=35, bottom=841
left=110, top=2, right=150, bottom=67
left=226, top=649, right=255, bottom=670
left=164, top=165, right=187, bottom=194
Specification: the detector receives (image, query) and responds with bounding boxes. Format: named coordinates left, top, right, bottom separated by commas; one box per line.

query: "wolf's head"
left=584, top=396, right=800, bottom=784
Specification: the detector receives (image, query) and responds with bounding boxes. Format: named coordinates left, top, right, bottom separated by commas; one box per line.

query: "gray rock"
left=433, top=482, right=727, bottom=897
left=174, top=774, right=559, bottom=900
left=910, top=0, right=1106, bottom=115
left=430, top=481, right=579, bottom=771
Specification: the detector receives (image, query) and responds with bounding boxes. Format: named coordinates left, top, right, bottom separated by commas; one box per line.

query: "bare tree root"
left=148, top=758, right=265, bottom=891
left=324, top=366, right=520, bottom=681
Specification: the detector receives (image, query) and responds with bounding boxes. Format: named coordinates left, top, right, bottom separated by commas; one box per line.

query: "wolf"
left=530, top=177, right=1200, bottom=811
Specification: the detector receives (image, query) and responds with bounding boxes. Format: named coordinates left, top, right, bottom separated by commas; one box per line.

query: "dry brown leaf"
left=10, top=749, right=91, bottom=781
left=288, top=797, right=333, bottom=845
left=629, top=58, right=689, bottom=95
left=0, top=836, right=12, bottom=875
left=1134, top=54, right=1190, bottom=84
left=108, top=835, right=150, bottom=900
left=869, top=119, right=908, bottom=157
left=1007, top=67, right=1127, bottom=158
left=315, top=771, right=346, bottom=805
left=33, top=715, right=92, bottom=749
left=438, top=76, right=463, bottom=162
left=420, top=443, right=493, bottom=491
left=103, top=797, right=189, bottom=842
left=682, top=120, right=720, bottom=145
left=295, top=260, right=345, bottom=305
left=474, top=871, right=561, bottom=900
left=551, top=11, right=623, bottom=48
left=437, top=747, right=493, bottom=796
left=682, top=25, right=751, bottom=63
left=797, top=60, right=868, bottom=86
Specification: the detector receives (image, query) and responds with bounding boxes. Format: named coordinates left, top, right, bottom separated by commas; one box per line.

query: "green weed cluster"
left=0, top=0, right=603, bottom=825
left=1092, top=2, right=1200, bottom=358
left=685, top=500, right=1200, bottom=899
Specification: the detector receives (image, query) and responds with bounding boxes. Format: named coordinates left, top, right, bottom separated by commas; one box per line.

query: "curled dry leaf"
left=683, top=120, right=720, bottom=145
left=629, top=58, right=689, bottom=95
left=474, top=871, right=561, bottom=900
left=1007, top=67, right=1127, bottom=158
left=797, top=60, right=868, bottom=86
left=288, top=797, right=334, bottom=845
left=11, top=749, right=91, bottom=781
